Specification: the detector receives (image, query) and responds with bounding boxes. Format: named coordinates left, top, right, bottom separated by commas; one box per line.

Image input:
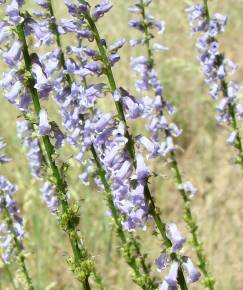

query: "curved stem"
left=138, top=1, right=215, bottom=288
left=203, top=0, right=243, bottom=168
left=16, top=21, right=94, bottom=290
left=46, top=1, right=156, bottom=288
left=91, top=145, right=155, bottom=289
left=170, top=153, right=215, bottom=290
left=77, top=3, right=188, bottom=289
left=83, top=7, right=171, bottom=247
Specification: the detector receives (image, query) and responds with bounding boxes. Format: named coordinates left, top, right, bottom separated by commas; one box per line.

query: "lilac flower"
left=155, top=252, right=169, bottom=272
left=226, top=131, right=237, bottom=146
left=92, top=0, right=112, bottom=21
left=182, top=257, right=201, bottom=283
left=5, top=80, right=22, bottom=104
left=108, top=38, right=126, bottom=53
left=25, top=17, right=53, bottom=47
left=6, top=0, right=24, bottom=25
left=166, top=223, right=186, bottom=253
left=17, top=120, right=43, bottom=179
left=2, top=40, right=23, bottom=67
left=135, top=153, right=150, bottom=182
left=186, top=4, right=243, bottom=148
left=0, top=149, right=24, bottom=263
left=39, top=109, right=51, bottom=136
left=159, top=280, right=177, bottom=290
left=178, top=182, right=198, bottom=198
left=165, top=262, right=179, bottom=287
left=41, top=182, right=59, bottom=214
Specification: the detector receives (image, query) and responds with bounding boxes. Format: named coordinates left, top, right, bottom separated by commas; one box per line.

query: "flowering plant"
left=0, top=0, right=242, bottom=289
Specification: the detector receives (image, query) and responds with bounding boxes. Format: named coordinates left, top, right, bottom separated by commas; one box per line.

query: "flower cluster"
left=33, top=0, right=150, bottom=231
left=186, top=4, right=243, bottom=145
left=0, top=139, right=24, bottom=263
left=0, top=1, right=65, bottom=178
left=128, top=0, right=181, bottom=159
left=17, top=120, right=43, bottom=179
left=1, top=3, right=105, bottom=288
left=155, top=223, right=200, bottom=289
left=55, top=1, right=202, bottom=288
left=0, top=0, right=222, bottom=290
left=128, top=1, right=203, bottom=287
left=128, top=0, right=199, bottom=220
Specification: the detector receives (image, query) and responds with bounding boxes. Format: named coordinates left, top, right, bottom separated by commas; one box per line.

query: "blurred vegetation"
left=0, top=0, right=243, bottom=289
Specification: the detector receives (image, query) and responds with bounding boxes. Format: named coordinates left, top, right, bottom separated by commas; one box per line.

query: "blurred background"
left=0, top=0, right=243, bottom=289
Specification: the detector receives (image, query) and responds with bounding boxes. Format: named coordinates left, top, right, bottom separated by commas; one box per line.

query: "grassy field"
left=1, top=0, right=243, bottom=289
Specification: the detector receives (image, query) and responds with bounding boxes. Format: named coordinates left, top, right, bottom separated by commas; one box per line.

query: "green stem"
left=91, top=145, right=155, bottom=289
left=140, top=0, right=154, bottom=68
left=46, top=1, right=156, bottom=287
left=4, top=208, right=34, bottom=290
left=203, top=0, right=243, bottom=168
left=82, top=3, right=170, bottom=246
left=47, top=0, right=72, bottom=86
left=16, top=20, right=94, bottom=290
left=222, top=81, right=243, bottom=168
left=170, top=153, right=215, bottom=290
left=138, top=1, right=215, bottom=288
left=203, top=0, right=210, bottom=22
left=77, top=4, right=188, bottom=289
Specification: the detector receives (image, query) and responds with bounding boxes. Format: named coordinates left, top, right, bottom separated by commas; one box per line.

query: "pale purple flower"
left=108, top=38, right=126, bottom=53
left=2, top=40, right=22, bottom=67
left=6, top=0, right=23, bottom=24
left=182, top=257, right=201, bottom=283
left=0, top=171, right=24, bottom=263
left=92, top=0, right=112, bottom=21
left=226, top=131, right=237, bottom=146
left=5, top=80, right=22, bottom=104
left=155, top=252, right=169, bottom=272
left=159, top=281, right=177, bottom=290
left=39, top=109, right=51, bottom=136
left=165, top=262, right=179, bottom=287
left=17, top=121, right=43, bottom=179
left=178, top=182, right=198, bottom=198
left=166, top=223, right=186, bottom=252
left=136, top=153, right=150, bottom=181
left=41, top=182, right=59, bottom=214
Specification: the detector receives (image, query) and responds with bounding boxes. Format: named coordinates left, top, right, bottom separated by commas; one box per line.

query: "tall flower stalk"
left=37, top=0, right=156, bottom=288
left=128, top=1, right=215, bottom=289
left=0, top=139, right=34, bottom=290
left=186, top=1, right=243, bottom=168
left=60, top=1, right=202, bottom=289
left=0, top=1, right=105, bottom=289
